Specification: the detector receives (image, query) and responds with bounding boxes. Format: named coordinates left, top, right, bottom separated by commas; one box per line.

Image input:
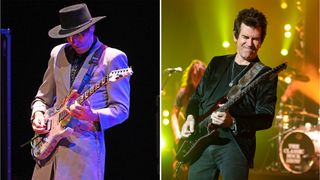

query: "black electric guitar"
left=176, top=62, right=287, bottom=164
left=31, top=67, right=133, bottom=160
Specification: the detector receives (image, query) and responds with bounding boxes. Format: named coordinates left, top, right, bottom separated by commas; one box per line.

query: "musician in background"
left=171, top=60, right=207, bottom=144
left=30, top=3, right=130, bottom=179
left=171, top=60, right=206, bottom=179
left=181, top=7, right=278, bottom=179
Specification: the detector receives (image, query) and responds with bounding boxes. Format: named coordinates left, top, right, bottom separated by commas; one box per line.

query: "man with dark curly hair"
left=181, top=7, right=278, bottom=180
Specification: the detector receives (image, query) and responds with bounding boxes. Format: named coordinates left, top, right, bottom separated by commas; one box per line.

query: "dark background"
left=1, top=0, right=159, bottom=179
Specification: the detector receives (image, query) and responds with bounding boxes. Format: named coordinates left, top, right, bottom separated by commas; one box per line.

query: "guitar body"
left=176, top=126, right=219, bottom=163
left=31, top=107, right=74, bottom=160
left=175, top=98, right=224, bottom=163
left=30, top=67, right=133, bottom=161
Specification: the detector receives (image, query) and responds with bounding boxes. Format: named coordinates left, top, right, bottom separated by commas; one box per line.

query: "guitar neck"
left=56, top=76, right=109, bottom=122
left=75, top=67, right=133, bottom=105
left=76, top=76, right=109, bottom=105
left=202, top=62, right=287, bottom=125
left=217, top=71, right=267, bottom=112
left=56, top=67, right=133, bottom=126
left=217, top=63, right=287, bottom=112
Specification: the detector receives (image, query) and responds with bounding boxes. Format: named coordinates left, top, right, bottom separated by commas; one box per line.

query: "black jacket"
left=186, top=54, right=278, bottom=167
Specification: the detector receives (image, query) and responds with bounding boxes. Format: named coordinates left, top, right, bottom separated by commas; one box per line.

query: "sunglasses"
left=66, top=28, right=90, bottom=42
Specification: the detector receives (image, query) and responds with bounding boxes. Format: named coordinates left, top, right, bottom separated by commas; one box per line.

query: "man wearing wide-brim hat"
left=30, top=3, right=130, bottom=179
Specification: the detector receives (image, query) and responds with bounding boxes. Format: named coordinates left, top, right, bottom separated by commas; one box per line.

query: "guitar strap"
left=226, top=61, right=266, bottom=166
left=77, top=44, right=107, bottom=94
left=227, top=62, right=265, bottom=99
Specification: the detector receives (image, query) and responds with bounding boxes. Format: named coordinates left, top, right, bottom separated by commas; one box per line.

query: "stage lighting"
left=163, top=118, right=170, bottom=126
left=284, top=31, right=292, bottom=38
left=284, top=24, right=291, bottom=31
left=281, top=2, right=288, bottom=9
left=281, top=49, right=289, bottom=56
left=222, top=41, right=230, bottom=48
left=162, top=110, right=170, bottom=117
left=160, top=136, right=166, bottom=149
left=284, top=76, right=292, bottom=84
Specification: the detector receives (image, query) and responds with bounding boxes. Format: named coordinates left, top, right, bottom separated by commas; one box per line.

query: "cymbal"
left=292, top=110, right=319, bottom=119
left=279, top=67, right=310, bottom=82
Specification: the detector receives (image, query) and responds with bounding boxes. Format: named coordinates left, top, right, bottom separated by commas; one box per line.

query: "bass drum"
left=279, top=125, right=320, bottom=174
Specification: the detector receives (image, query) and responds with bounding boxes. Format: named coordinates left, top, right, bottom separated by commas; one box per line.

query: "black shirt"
left=65, top=38, right=97, bottom=87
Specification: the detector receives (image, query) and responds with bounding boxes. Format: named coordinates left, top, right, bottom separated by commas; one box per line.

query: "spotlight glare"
left=284, top=24, right=291, bottom=31
left=222, top=41, right=230, bottom=48
left=283, top=115, right=290, bottom=122
left=281, top=49, right=288, bottom=56
left=284, top=76, right=292, bottom=84
left=163, top=118, right=170, bottom=125
left=284, top=31, right=292, bottom=38
left=281, top=2, right=288, bottom=9
left=160, top=136, right=166, bottom=149
left=162, top=110, right=170, bottom=117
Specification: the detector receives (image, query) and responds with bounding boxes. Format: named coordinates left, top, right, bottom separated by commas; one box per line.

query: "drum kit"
left=268, top=68, right=320, bottom=175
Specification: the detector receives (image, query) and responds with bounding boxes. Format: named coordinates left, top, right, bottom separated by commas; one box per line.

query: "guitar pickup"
left=46, top=119, right=52, bottom=131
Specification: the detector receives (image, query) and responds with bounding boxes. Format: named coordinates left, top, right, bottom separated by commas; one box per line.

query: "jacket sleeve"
left=96, top=50, right=130, bottom=131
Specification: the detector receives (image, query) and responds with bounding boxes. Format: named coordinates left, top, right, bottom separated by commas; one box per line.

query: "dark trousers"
left=188, top=137, right=249, bottom=180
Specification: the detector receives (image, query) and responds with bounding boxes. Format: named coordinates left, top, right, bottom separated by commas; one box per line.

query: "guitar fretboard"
left=76, top=76, right=108, bottom=104
left=57, top=67, right=133, bottom=123
left=217, top=63, right=286, bottom=112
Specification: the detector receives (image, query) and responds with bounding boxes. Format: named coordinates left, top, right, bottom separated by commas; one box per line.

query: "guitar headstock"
left=108, top=67, right=133, bottom=82
left=275, top=62, right=288, bottom=71
left=268, top=62, right=288, bottom=80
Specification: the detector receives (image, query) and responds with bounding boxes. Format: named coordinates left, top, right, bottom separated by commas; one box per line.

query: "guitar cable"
left=20, top=134, right=42, bottom=148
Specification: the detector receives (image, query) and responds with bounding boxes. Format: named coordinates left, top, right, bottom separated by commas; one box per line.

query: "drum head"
left=279, top=130, right=315, bottom=174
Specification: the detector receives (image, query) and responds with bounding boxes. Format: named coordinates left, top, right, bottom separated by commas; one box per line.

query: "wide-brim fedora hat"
left=48, top=3, right=106, bottom=39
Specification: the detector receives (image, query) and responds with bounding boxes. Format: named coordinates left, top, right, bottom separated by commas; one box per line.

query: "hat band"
left=61, top=18, right=93, bottom=31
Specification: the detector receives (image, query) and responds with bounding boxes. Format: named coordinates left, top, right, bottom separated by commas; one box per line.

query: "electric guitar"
left=175, top=62, right=287, bottom=164
left=31, top=67, right=133, bottom=160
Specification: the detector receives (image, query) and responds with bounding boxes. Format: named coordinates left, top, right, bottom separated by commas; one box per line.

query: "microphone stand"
left=158, top=70, right=177, bottom=177
left=161, top=69, right=182, bottom=95
left=161, top=72, right=173, bottom=95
